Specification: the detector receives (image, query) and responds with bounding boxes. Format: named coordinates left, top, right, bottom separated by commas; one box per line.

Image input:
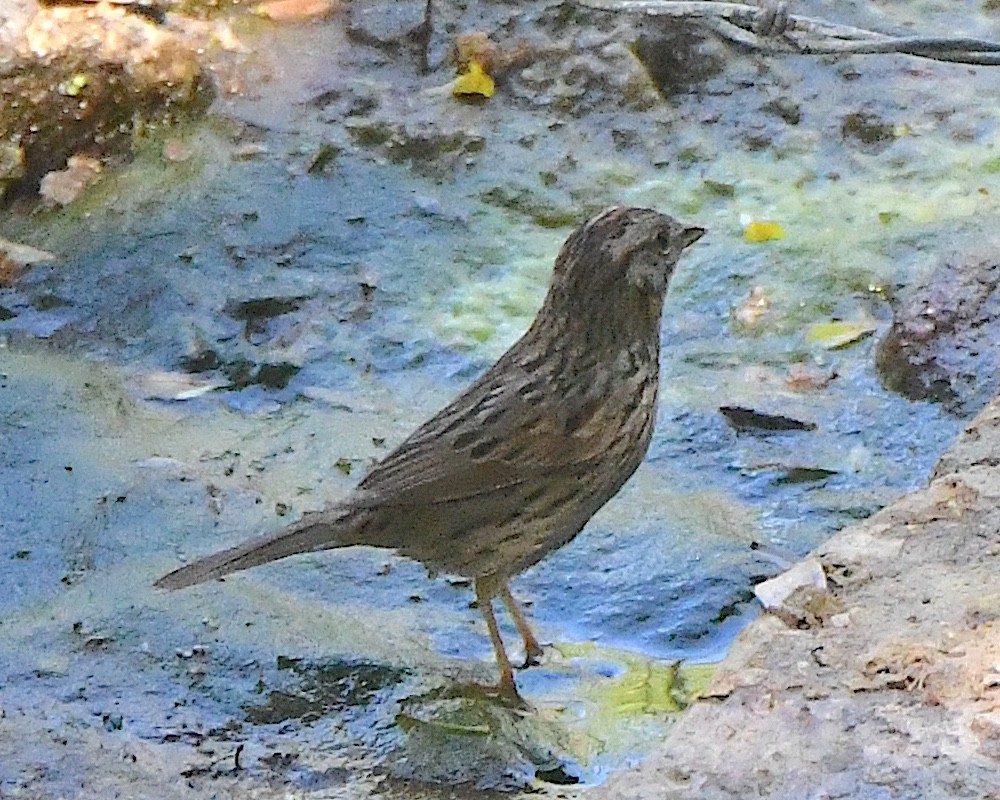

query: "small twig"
left=577, top=0, right=1000, bottom=65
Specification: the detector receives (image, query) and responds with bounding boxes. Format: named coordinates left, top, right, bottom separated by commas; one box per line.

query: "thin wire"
left=577, top=0, right=1000, bottom=65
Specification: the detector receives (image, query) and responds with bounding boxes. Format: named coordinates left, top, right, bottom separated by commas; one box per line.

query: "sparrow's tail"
left=154, top=507, right=356, bottom=591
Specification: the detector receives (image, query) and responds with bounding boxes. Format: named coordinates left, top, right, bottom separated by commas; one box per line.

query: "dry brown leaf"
left=732, top=286, right=771, bottom=328
left=785, top=363, right=833, bottom=391
left=254, top=0, right=339, bottom=22
left=0, top=238, right=57, bottom=286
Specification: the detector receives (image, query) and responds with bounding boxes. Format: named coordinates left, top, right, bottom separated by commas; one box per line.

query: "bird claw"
left=496, top=683, right=531, bottom=710
left=518, top=643, right=545, bottom=670
left=452, top=680, right=531, bottom=710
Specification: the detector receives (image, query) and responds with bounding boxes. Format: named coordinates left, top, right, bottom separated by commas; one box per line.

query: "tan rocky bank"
left=594, top=399, right=1000, bottom=800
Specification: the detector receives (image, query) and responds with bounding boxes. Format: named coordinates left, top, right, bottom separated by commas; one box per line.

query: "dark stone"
left=245, top=660, right=406, bottom=724
left=254, top=362, right=300, bottom=390
left=719, top=406, right=817, bottom=433
left=840, top=111, right=896, bottom=154
left=223, top=358, right=256, bottom=389
left=345, top=119, right=486, bottom=175
left=347, top=0, right=428, bottom=49
left=223, top=296, right=304, bottom=322
left=179, top=349, right=220, bottom=373
left=762, top=97, right=801, bottom=125
left=875, top=258, right=1000, bottom=416
left=631, top=22, right=726, bottom=96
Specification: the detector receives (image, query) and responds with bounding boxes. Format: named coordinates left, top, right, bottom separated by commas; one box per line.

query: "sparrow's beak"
left=682, top=226, right=706, bottom=249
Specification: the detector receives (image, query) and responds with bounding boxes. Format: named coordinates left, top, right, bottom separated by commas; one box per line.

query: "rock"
left=876, top=256, right=1000, bottom=416
left=347, top=0, right=427, bottom=48
left=840, top=110, right=898, bottom=153
left=38, top=154, right=101, bottom=206
left=0, top=2, right=220, bottom=202
left=345, top=118, right=485, bottom=174
left=631, top=20, right=727, bottom=96
left=754, top=556, right=834, bottom=629
left=972, top=712, right=1000, bottom=759
left=594, top=397, right=1000, bottom=800
left=0, top=142, right=26, bottom=185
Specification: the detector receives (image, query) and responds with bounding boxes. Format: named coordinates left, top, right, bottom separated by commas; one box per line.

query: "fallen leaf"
left=732, top=285, right=771, bottom=327
left=0, top=238, right=57, bottom=287
left=784, top=362, right=833, bottom=391
left=703, top=179, right=735, bottom=197
left=775, top=466, right=838, bottom=485
left=59, top=73, right=89, bottom=97
left=253, top=0, right=338, bottom=20
left=453, top=62, right=495, bottom=98
left=805, top=320, right=877, bottom=349
left=454, top=32, right=498, bottom=74
left=131, top=371, right=227, bottom=401
left=0, top=238, right=56, bottom=266
left=335, top=457, right=352, bottom=475
left=743, top=220, right=786, bottom=243
left=719, top=406, right=817, bottom=432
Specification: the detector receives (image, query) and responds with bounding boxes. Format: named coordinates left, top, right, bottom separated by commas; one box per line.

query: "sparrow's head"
left=544, top=206, right=704, bottom=321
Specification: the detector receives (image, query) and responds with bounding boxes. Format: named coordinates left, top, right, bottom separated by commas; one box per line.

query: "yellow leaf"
left=743, top=220, right=786, bottom=243
left=452, top=62, right=495, bottom=98
left=60, top=73, right=89, bottom=97
left=805, top=320, right=877, bottom=349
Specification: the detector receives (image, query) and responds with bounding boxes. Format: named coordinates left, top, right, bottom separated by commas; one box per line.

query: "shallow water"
left=2, top=0, right=997, bottom=793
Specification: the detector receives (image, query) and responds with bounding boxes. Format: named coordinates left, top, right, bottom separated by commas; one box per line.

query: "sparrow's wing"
left=355, top=358, right=569, bottom=507
left=353, top=336, right=656, bottom=510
